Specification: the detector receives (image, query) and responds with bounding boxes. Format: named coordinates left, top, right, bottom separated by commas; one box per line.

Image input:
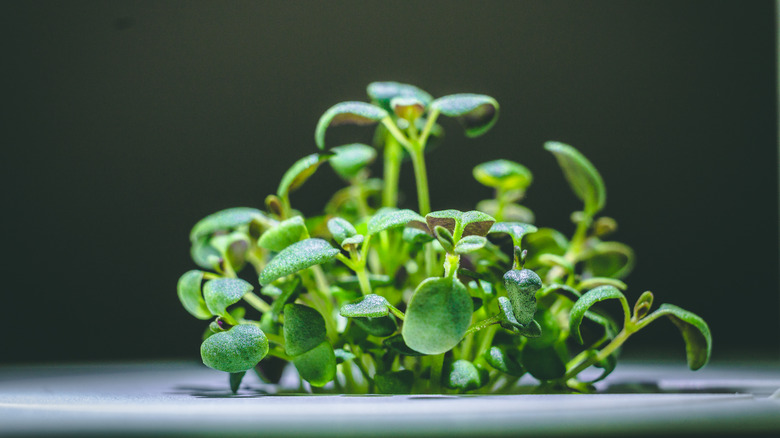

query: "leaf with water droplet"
left=315, top=102, right=388, bottom=149
left=569, top=286, right=627, bottom=345
left=473, top=160, right=533, bottom=191
left=200, top=324, right=268, bottom=373
left=203, top=278, right=254, bottom=318
left=259, top=238, right=339, bottom=285
left=277, top=153, right=331, bottom=199
left=431, top=94, right=499, bottom=138
left=329, top=143, right=377, bottom=180
left=177, top=270, right=211, bottom=320
left=258, top=216, right=307, bottom=252
left=402, top=277, right=472, bottom=355
left=367, top=208, right=425, bottom=235
left=190, top=207, right=267, bottom=242
left=340, top=294, right=390, bottom=318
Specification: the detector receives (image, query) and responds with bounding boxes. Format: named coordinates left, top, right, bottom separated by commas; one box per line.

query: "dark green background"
left=3, top=1, right=777, bottom=363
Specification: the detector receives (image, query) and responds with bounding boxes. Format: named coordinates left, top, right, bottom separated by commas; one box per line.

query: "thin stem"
left=418, top=109, right=440, bottom=147
left=265, top=332, right=285, bottom=346
left=243, top=292, right=272, bottom=313
left=410, top=147, right=431, bottom=215
left=464, top=314, right=502, bottom=336
left=429, top=353, right=445, bottom=393
left=564, top=328, right=631, bottom=380
left=383, top=135, right=402, bottom=208
left=381, top=117, right=413, bottom=149
left=266, top=348, right=292, bottom=361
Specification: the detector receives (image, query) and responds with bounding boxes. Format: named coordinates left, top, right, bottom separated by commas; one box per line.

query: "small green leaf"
left=200, top=324, right=269, bottom=373
left=340, top=235, right=364, bottom=248
left=497, top=296, right=523, bottom=331
left=523, top=228, right=569, bottom=269
left=315, top=102, right=389, bottom=149
left=203, top=278, right=254, bottom=317
left=489, top=222, right=538, bottom=249
left=402, top=277, right=472, bottom=355
left=473, top=160, right=533, bottom=191
left=367, top=81, right=433, bottom=112
left=190, top=207, right=267, bottom=242
left=648, top=304, right=712, bottom=370
left=454, top=235, right=487, bottom=254
left=270, top=276, right=302, bottom=316
left=484, top=345, right=524, bottom=377
left=633, top=291, right=654, bottom=320
left=177, top=270, right=211, bottom=320
left=569, top=286, right=628, bottom=344
left=477, top=200, right=535, bottom=224
left=584, top=310, right=619, bottom=340
left=340, top=294, right=390, bottom=318
left=431, top=94, right=499, bottom=138
left=329, top=144, right=377, bottom=180
left=353, top=315, right=398, bottom=337
left=391, top=97, right=426, bottom=122
left=383, top=334, right=425, bottom=356
left=277, top=153, right=330, bottom=199
left=374, top=370, right=414, bottom=394
left=403, top=226, right=435, bottom=244
left=425, top=209, right=461, bottom=234
left=537, top=283, right=581, bottom=301
left=578, top=277, right=628, bottom=291
left=259, top=238, right=339, bottom=285
left=544, top=141, right=606, bottom=216
left=327, top=217, right=357, bottom=246
left=190, top=236, right=221, bottom=270
left=258, top=216, right=307, bottom=252
left=292, top=341, right=337, bottom=387
left=367, top=208, right=425, bottom=235
left=283, top=303, right=327, bottom=357
left=334, top=348, right=356, bottom=364
left=434, top=226, right=455, bottom=252
left=443, top=359, right=488, bottom=391
left=524, top=308, right=561, bottom=349
left=503, top=269, right=541, bottom=325
left=521, top=345, right=566, bottom=381
left=583, top=241, right=635, bottom=279
left=461, top=210, right=496, bottom=237
left=229, top=371, right=246, bottom=393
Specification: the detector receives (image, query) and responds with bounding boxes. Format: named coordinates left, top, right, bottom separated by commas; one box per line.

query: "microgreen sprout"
left=177, top=82, right=711, bottom=394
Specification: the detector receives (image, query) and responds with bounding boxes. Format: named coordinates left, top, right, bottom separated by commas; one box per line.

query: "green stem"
left=265, top=332, right=285, bottom=346
left=429, top=353, right=445, bottom=393
left=356, top=265, right=373, bottom=295
left=243, top=292, right=271, bottom=313
left=564, top=328, right=631, bottom=380
left=464, top=314, right=502, bottom=336
left=418, top=109, right=440, bottom=147
left=266, top=348, right=292, bottom=361
left=410, top=147, right=431, bottom=215
left=383, top=135, right=402, bottom=208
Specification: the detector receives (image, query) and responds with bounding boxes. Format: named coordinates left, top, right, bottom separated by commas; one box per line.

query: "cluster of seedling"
left=177, top=82, right=711, bottom=394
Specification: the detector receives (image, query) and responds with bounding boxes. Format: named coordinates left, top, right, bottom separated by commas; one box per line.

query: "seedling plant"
left=177, top=82, right=712, bottom=394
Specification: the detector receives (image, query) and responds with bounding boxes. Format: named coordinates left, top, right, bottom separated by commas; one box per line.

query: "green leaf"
left=329, top=144, right=377, bottom=180
left=473, top=160, right=533, bottom=191
left=489, top=222, right=538, bottom=249
left=584, top=310, right=620, bottom=340
left=523, top=228, right=569, bottom=269
left=367, top=81, right=433, bottom=112
left=544, top=141, right=606, bottom=216
left=391, top=97, right=426, bottom=122
left=270, top=276, right=302, bottom=316
left=537, top=283, right=581, bottom=301
left=340, top=294, right=390, bottom=318
left=425, top=209, right=461, bottom=234
left=575, top=349, right=618, bottom=383
left=203, top=278, right=254, bottom=317
left=583, top=241, right=635, bottom=279
left=434, top=226, right=455, bottom=253
left=454, top=235, right=487, bottom=254
left=177, top=270, right=211, bottom=320
left=190, top=207, right=267, bottom=242
left=315, top=101, right=389, bottom=149
left=353, top=315, right=398, bottom=337
left=277, top=153, right=330, bottom=199
left=484, top=345, right=524, bottom=377
left=374, top=370, right=414, bottom=394
left=524, top=308, right=561, bottom=349
left=431, top=94, right=499, bottom=138
left=633, top=291, right=654, bottom=320
left=383, top=334, right=425, bottom=356
left=503, top=269, right=541, bottom=325
left=283, top=303, right=327, bottom=357
left=477, top=200, right=535, bottom=224
left=292, top=341, right=337, bottom=387
left=335, top=274, right=393, bottom=291
left=578, top=277, right=628, bottom=291
left=259, top=238, right=339, bottom=285
left=340, top=235, right=364, bottom=248
left=200, top=324, right=269, bottom=373
left=648, top=304, right=712, bottom=370
left=521, top=345, right=566, bottom=381
left=327, top=217, right=357, bottom=246
left=367, top=208, right=425, bottom=235
left=258, top=216, right=307, bottom=252
left=461, top=210, right=496, bottom=237
left=569, top=286, right=627, bottom=344
left=334, top=348, right=356, bottom=364
left=403, top=226, right=435, bottom=244
left=229, top=371, right=246, bottom=393
left=425, top=209, right=495, bottom=238
left=190, top=236, right=221, bottom=270
left=443, top=359, right=488, bottom=391
left=402, top=277, right=472, bottom=355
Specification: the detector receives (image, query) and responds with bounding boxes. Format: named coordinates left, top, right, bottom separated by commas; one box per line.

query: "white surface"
left=0, top=361, right=779, bottom=437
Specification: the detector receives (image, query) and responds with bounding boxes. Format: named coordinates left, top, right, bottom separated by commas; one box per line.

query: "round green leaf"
left=315, top=102, right=389, bottom=149
left=473, top=160, right=533, bottom=191
left=403, top=226, right=435, bottom=244
left=327, top=217, right=357, bottom=246
left=190, top=207, right=267, bottom=242
left=200, top=324, right=269, bottom=373
left=203, top=278, right=254, bottom=317
left=431, top=94, right=499, bottom=138
left=503, top=269, right=541, bottom=325
left=461, top=210, right=496, bottom=237
left=521, top=345, right=566, bottom=381
left=650, top=304, right=712, bottom=370
left=283, top=303, right=327, bottom=357
left=402, top=277, right=472, bottom=355
left=259, top=238, right=339, bottom=285
left=367, top=81, right=433, bottom=112
left=443, top=359, right=488, bottom=391
left=340, top=294, right=390, bottom=318
left=367, top=208, right=425, bottom=235
left=484, top=345, right=524, bottom=377
left=569, top=286, right=628, bottom=345
left=489, top=222, right=538, bottom=249
left=329, top=143, right=377, bottom=180
left=258, top=216, right=307, bottom=252
left=177, top=270, right=211, bottom=320
left=190, top=236, right=221, bottom=270
left=292, top=341, right=337, bottom=387
left=454, top=235, right=487, bottom=254
left=374, top=370, right=414, bottom=394
left=544, top=141, right=606, bottom=216
left=583, top=241, right=635, bottom=279
left=277, top=153, right=330, bottom=199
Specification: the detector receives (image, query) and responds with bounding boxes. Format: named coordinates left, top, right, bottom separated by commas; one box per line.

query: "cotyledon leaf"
left=645, top=304, right=712, bottom=370
left=283, top=303, right=327, bottom=357
left=177, top=270, right=211, bottom=320
left=291, top=340, right=337, bottom=387
left=484, top=345, right=524, bottom=377
left=454, top=235, right=487, bottom=254
left=367, top=81, right=433, bottom=112
left=329, top=143, right=377, bottom=180
left=340, top=294, right=390, bottom=318
left=258, top=238, right=339, bottom=285
left=258, top=216, right=307, bottom=252
left=544, top=141, right=606, bottom=216
left=189, top=207, right=267, bottom=242
left=327, top=217, right=357, bottom=246
left=402, top=277, right=472, bottom=355
left=569, top=286, right=628, bottom=344
left=489, top=222, right=538, bottom=249
left=367, top=208, right=425, bottom=235
left=431, top=94, right=499, bottom=138
left=203, top=278, right=254, bottom=317
left=277, top=153, right=331, bottom=199
left=200, top=324, right=269, bottom=373
left=443, top=359, right=488, bottom=391
left=473, top=159, right=533, bottom=191
left=315, top=101, right=389, bottom=149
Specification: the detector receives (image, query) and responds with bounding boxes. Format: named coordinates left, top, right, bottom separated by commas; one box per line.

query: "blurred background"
left=3, top=1, right=777, bottom=364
